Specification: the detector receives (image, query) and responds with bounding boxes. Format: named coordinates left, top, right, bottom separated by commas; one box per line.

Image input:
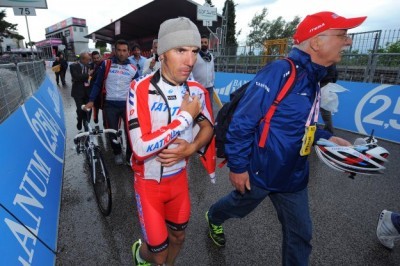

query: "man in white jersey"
left=192, top=34, right=215, bottom=107
left=142, top=39, right=161, bottom=75
left=85, top=39, right=139, bottom=165
left=127, top=17, right=214, bottom=266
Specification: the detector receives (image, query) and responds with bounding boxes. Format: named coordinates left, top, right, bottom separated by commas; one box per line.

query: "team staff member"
left=70, top=52, right=92, bottom=131
left=206, top=11, right=365, bottom=265
left=127, top=17, right=214, bottom=266
left=85, top=39, right=139, bottom=165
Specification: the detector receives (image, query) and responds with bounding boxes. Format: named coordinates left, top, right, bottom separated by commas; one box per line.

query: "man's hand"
left=229, top=171, right=251, bottom=194
left=328, top=136, right=351, bottom=146
left=84, top=101, right=94, bottom=110
left=149, top=59, right=156, bottom=70
left=156, top=138, right=195, bottom=167
left=180, top=93, right=201, bottom=119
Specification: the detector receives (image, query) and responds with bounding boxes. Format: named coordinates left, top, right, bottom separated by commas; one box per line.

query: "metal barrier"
left=0, top=61, right=46, bottom=123
left=214, top=53, right=400, bottom=85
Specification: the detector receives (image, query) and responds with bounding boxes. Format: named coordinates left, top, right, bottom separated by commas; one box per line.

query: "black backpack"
left=214, top=58, right=296, bottom=159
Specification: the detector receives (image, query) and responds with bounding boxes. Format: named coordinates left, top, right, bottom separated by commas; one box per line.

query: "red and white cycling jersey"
left=127, top=71, right=214, bottom=182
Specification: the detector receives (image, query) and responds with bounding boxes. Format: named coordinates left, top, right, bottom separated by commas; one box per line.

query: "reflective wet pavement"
left=53, top=68, right=400, bottom=265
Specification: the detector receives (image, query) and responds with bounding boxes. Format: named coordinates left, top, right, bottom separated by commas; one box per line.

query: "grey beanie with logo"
left=158, top=17, right=201, bottom=55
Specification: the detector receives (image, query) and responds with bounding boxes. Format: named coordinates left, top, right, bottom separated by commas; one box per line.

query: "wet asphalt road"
left=53, top=68, right=400, bottom=266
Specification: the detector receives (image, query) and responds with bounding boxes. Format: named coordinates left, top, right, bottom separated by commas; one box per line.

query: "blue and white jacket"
left=225, top=48, right=332, bottom=193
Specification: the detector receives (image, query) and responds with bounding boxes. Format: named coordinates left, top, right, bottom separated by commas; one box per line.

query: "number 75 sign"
left=13, top=7, right=36, bottom=16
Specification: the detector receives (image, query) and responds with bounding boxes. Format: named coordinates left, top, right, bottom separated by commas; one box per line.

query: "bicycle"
left=73, top=106, right=122, bottom=216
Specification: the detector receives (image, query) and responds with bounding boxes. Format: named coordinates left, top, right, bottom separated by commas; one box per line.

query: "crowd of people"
left=53, top=11, right=399, bottom=266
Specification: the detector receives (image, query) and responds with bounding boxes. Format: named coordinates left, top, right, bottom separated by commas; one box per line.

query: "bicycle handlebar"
left=73, top=128, right=122, bottom=142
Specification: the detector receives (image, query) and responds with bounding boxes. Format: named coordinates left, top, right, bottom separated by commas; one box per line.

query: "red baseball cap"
left=293, top=11, right=367, bottom=44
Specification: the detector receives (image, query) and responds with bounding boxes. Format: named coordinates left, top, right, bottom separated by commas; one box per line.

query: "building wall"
left=0, top=36, right=24, bottom=52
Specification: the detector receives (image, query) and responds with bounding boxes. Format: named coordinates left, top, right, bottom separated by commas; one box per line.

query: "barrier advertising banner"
left=0, top=76, right=65, bottom=265
left=214, top=72, right=400, bottom=143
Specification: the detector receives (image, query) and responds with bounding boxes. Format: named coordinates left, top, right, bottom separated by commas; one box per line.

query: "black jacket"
left=70, top=62, right=90, bottom=98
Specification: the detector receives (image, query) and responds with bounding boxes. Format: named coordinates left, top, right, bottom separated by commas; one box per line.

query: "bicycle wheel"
left=91, top=147, right=112, bottom=216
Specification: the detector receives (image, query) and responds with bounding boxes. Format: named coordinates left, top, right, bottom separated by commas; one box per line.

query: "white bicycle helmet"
left=315, top=138, right=389, bottom=175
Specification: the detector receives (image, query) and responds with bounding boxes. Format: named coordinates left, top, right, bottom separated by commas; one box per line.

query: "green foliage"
left=205, top=0, right=214, bottom=6
left=95, top=41, right=107, bottom=49
left=385, top=40, right=400, bottom=53
left=26, top=41, right=35, bottom=47
left=246, top=8, right=300, bottom=49
left=223, top=0, right=238, bottom=55
left=0, top=10, right=24, bottom=41
left=95, top=41, right=108, bottom=55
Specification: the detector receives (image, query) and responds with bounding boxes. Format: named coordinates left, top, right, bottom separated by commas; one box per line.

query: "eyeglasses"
left=318, top=34, right=351, bottom=41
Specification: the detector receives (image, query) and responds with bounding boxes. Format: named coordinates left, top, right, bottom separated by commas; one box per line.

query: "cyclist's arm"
left=126, top=82, right=194, bottom=160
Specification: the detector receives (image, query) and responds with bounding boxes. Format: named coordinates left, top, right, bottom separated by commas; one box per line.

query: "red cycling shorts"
left=134, top=169, right=190, bottom=253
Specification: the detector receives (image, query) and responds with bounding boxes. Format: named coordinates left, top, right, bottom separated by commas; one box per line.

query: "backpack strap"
left=258, top=58, right=296, bottom=148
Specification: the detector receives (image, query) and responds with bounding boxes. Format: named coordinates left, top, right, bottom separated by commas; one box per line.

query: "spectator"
left=142, top=39, right=160, bottom=75
left=58, top=52, right=68, bottom=86
left=52, top=57, right=62, bottom=85
left=128, top=44, right=146, bottom=77
left=320, top=64, right=338, bottom=133
left=192, top=34, right=215, bottom=107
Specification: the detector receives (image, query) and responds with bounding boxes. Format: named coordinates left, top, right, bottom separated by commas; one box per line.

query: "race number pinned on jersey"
left=300, top=124, right=316, bottom=156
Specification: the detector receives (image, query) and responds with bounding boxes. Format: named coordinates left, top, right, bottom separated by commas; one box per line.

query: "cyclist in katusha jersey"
left=127, top=17, right=214, bottom=266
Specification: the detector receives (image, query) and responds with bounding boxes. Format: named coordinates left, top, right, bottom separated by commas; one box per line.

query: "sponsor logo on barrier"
left=22, top=96, right=65, bottom=163
left=215, top=79, right=249, bottom=97
left=47, top=86, right=61, bottom=119
left=4, top=150, right=51, bottom=265
left=355, top=84, right=400, bottom=135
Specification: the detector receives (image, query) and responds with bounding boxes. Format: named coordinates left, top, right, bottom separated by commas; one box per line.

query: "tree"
left=205, top=0, right=214, bottom=7
left=223, top=0, right=238, bottom=55
left=0, top=10, right=24, bottom=40
left=385, top=41, right=400, bottom=53
left=95, top=40, right=108, bottom=55
left=246, top=8, right=300, bottom=50
left=26, top=41, right=35, bottom=47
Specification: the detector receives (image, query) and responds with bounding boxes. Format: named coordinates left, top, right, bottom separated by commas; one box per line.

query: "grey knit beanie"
left=158, top=17, right=201, bottom=55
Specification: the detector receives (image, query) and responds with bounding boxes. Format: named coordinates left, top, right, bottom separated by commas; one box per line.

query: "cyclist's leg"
left=104, top=102, right=122, bottom=155
left=134, top=174, right=170, bottom=265
left=164, top=170, right=190, bottom=265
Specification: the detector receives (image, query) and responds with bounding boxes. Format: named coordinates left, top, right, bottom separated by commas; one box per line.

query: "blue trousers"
left=392, top=212, right=400, bottom=233
left=208, top=185, right=312, bottom=266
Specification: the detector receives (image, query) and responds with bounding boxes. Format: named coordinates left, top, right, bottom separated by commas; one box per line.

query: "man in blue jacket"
left=206, top=11, right=366, bottom=265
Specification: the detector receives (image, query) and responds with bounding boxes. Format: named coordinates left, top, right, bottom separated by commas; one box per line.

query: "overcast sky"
left=2, top=0, right=399, bottom=47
